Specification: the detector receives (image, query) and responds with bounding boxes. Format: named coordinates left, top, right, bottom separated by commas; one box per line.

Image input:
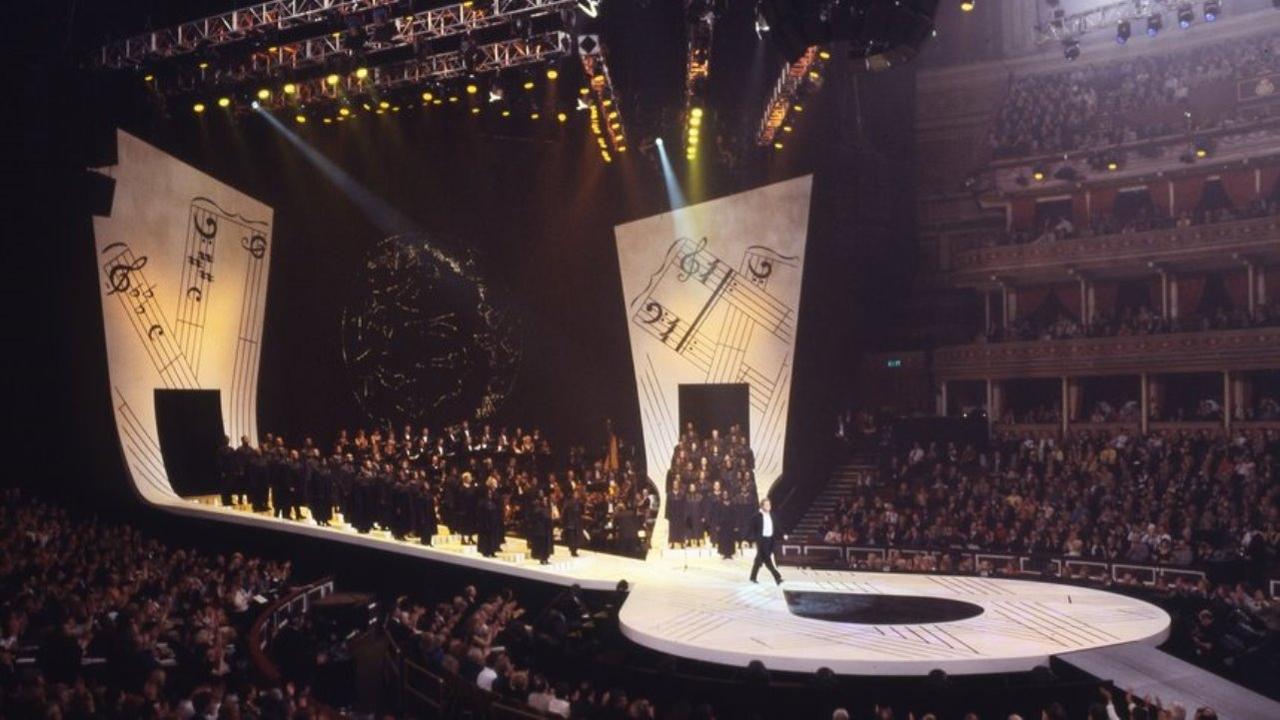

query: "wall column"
left=1061, top=376, right=1070, bottom=437
left=1246, top=261, right=1257, bottom=315
left=1140, top=372, right=1150, bottom=434
left=1170, top=274, right=1180, bottom=319
left=1159, top=270, right=1170, bottom=320
left=984, top=290, right=992, bottom=334
left=938, top=380, right=948, bottom=417
left=1223, top=371, right=1232, bottom=432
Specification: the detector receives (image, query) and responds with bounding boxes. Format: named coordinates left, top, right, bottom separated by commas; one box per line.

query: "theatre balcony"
left=947, top=213, right=1280, bottom=288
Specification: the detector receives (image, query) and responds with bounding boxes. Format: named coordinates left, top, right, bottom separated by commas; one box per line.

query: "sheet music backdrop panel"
left=614, top=175, right=812, bottom=538
left=93, top=130, right=274, bottom=503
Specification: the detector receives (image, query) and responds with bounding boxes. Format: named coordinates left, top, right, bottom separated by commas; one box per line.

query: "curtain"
left=1017, top=287, right=1050, bottom=320
left=1060, top=283, right=1082, bottom=320
left=1149, top=179, right=1173, bottom=217
left=1264, top=165, right=1280, bottom=202
left=1091, top=186, right=1118, bottom=221
left=1093, top=281, right=1119, bottom=317
left=1225, top=271, right=1250, bottom=310
left=1179, top=275, right=1206, bottom=317
left=1220, top=168, right=1257, bottom=209
left=1072, top=192, right=1090, bottom=226
left=1011, top=197, right=1036, bottom=231
left=1172, top=175, right=1207, bottom=216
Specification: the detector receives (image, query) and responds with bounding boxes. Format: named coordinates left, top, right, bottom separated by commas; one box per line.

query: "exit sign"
left=886, top=359, right=903, bottom=368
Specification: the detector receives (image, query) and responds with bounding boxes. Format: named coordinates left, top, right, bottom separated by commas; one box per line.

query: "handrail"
left=778, top=542, right=1278, bottom=596
left=247, top=576, right=336, bottom=686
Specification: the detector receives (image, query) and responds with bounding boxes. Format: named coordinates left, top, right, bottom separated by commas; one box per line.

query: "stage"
left=171, top=498, right=1171, bottom=676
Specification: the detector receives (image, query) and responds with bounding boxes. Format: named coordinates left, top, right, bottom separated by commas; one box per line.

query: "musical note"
left=241, top=233, right=267, bottom=259
left=106, top=255, right=148, bottom=295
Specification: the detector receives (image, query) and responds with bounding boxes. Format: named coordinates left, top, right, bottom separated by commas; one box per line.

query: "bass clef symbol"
left=241, top=233, right=267, bottom=259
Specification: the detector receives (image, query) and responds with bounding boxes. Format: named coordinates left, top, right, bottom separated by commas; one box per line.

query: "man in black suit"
left=748, top=498, right=783, bottom=585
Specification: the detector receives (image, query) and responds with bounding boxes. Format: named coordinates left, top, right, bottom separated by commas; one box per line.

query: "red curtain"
left=1149, top=179, right=1173, bottom=217
left=1060, top=283, right=1082, bottom=319
left=1262, top=165, right=1280, bottom=199
left=1093, top=281, right=1119, bottom=317
left=1010, top=197, right=1036, bottom=231
left=1179, top=275, right=1206, bottom=316
left=1219, top=168, right=1258, bottom=208
left=1017, top=287, right=1050, bottom=319
left=1225, top=271, right=1250, bottom=309
left=1072, top=192, right=1090, bottom=226
left=1092, top=186, right=1118, bottom=220
left=1173, top=175, right=1207, bottom=215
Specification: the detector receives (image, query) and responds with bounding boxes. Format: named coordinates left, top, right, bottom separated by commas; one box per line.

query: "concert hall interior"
left=9, top=0, right=1280, bottom=718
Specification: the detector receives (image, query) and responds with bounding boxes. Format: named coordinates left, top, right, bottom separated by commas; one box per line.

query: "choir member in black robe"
left=308, top=451, right=332, bottom=526
left=528, top=495, right=554, bottom=564
left=685, top=483, right=704, bottom=546
left=666, top=484, right=687, bottom=548
left=456, top=472, right=478, bottom=544
left=247, top=442, right=270, bottom=512
left=412, top=479, right=437, bottom=546
left=216, top=436, right=239, bottom=507
left=560, top=490, right=583, bottom=557
left=715, top=492, right=737, bottom=559
left=476, top=488, right=499, bottom=557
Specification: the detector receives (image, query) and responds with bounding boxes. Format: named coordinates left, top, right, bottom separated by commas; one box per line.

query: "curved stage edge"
left=159, top=498, right=1171, bottom=676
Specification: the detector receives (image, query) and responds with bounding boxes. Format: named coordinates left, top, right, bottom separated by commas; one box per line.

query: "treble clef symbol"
left=675, top=237, right=708, bottom=282
left=106, top=255, right=148, bottom=295
left=241, top=233, right=267, bottom=259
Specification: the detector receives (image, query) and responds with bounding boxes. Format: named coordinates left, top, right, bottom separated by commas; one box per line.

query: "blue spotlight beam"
left=655, top=137, right=687, bottom=212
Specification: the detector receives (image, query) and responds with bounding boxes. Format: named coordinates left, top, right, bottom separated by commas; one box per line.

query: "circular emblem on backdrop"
left=341, top=233, right=520, bottom=429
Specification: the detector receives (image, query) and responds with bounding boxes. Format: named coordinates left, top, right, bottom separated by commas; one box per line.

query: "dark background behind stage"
left=9, top=1, right=918, bottom=521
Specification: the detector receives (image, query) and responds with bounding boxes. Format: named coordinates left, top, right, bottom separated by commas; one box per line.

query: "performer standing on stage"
left=748, top=498, right=783, bottom=585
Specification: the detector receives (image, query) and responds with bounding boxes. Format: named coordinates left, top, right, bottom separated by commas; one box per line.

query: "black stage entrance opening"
left=155, top=389, right=224, bottom=497
left=678, top=383, right=750, bottom=441
left=784, top=591, right=986, bottom=625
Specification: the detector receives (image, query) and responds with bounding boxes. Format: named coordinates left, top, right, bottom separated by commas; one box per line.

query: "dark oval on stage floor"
left=784, top=590, right=985, bottom=625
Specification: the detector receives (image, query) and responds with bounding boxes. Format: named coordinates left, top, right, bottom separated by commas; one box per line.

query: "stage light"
left=251, top=100, right=260, bottom=110
left=1204, top=1, right=1220, bottom=21
left=217, top=96, right=231, bottom=108
left=326, top=73, right=340, bottom=86
left=523, top=80, right=535, bottom=90
left=471, top=107, right=480, bottom=114
left=691, top=107, right=703, bottom=118
left=339, top=107, right=351, bottom=116
left=774, top=141, right=784, bottom=150
left=1195, top=147, right=1207, bottom=158
left=557, top=111, right=567, bottom=122
left=488, top=87, right=504, bottom=103
left=1106, top=160, right=1119, bottom=171
left=792, top=103, right=803, bottom=112
left=531, top=112, right=540, bottom=120
left=198, top=61, right=209, bottom=69
left=1178, top=3, right=1194, bottom=28
left=449, top=95, right=459, bottom=103
left=782, top=125, right=792, bottom=133
left=818, top=49, right=831, bottom=60
left=143, top=73, right=154, bottom=82
left=690, top=116, right=702, bottom=128
left=465, top=83, right=478, bottom=95
left=355, top=67, right=369, bottom=79
left=1117, top=20, right=1131, bottom=44
left=433, top=99, right=442, bottom=105
left=295, top=114, right=307, bottom=123
left=283, top=83, right=297, bottom=95
left=656, top=137, right=664, bottom=146
left=1063, top=38, right=1080, bottom=61
left=1147, top=13, right=1163, bottom=36
left=960, top=1, right=975, bottom=12
left=257, top=88, right=271, bottom=100
left=502, top=109, right=510, bottom=117
left=193, top=102, right=206, bottom=114
left=546, top=68, right=559, bottom=80
left=392, top=106, right=400, bottom=112
left=323, top=117, right=333, bottom=124
left=808, top=70, right=820, bottom=80
left=579, top=87, right=590, bottom=95
left=379, top=100, right=390, bottom=109
left=1032, top=168, right=1046, bottom=182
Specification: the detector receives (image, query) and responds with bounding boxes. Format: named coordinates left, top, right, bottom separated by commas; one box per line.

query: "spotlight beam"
left=254, top=105, right=417, bottom=237
left=655, top=138, right=688, bottom=211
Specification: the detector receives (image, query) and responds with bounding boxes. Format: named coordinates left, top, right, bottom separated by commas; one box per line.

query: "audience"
left=991, top=32, right=1280, bottom=158
left=985, top=301, right=1280, bottom=343
left=0, top=490, right=307, bottom=719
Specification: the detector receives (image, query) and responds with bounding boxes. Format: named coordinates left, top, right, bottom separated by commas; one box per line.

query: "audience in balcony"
left=995, top=195, right=1280, bottom=247
left=985, top=301, right=1280, bottom=343
left=991, top=31, right=1280, bottom=158
left=814, top=428, right=1279, bottom=572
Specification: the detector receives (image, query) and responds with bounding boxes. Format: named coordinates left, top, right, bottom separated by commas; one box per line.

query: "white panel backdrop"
left=93, top=130, right=273, bottom=503
left=614, top=175, right=812, bottom=539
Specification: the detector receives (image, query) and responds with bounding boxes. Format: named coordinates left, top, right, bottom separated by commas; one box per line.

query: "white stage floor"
left=172, top=499, right=1171, bottom=676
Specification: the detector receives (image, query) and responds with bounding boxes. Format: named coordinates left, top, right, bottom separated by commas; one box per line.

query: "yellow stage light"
left=193, top=102, right=206, bottom=114
left=217, top=97, right=231, bottom=108
left=557, top=112, right=567, bottom=123
left=198, top=61, right=209, bottom=69
left=257, top=88, right=271, bottom=100
left=449, top=95, right=458, bottom=103
left=1032, top=171, right=1045, bottom=182
left=690, top=115, right=701, bottom=127
left=339, top=107, right=350, bottom=116
left=472, top=107, right=481, bottom=115
left=502, top=109, right=511, bottom=117
left=579, top=87, right=589, bottom=95
left=691, top=107, right=703, bottom=119
left=422, top=91, right=434, bottom=101
left=531, top=112, right=540, bottom=120
left=355, top=67, right=369, bottom=79
left=774, top=141, right=784, bottom=150
left=809, top=70, right=819, bottom=80
left=819, top=49, right=831, bottom=60
left=546, top=68, right=559, bottom=80
left=326, top=74, right=340, bottom=86
left=143, top=74, right=154, bottom=82
left=466, top=83, right=478, bottom=95
left=295, top=114, right=307, bottom=123
left=323, top=117, right=333, bottom=124
left=379, top=100, right=390, bottom=109
left=961, top=2, right=975, bottom=12
left=267, top=46, right=278, bottom=53
left=283, top=83, right=297, bottom=95
left=1107, top=161, right=1119, bottom=171
left=523, top=80, right=535, bottom=90
left=793, top=103, right=803, bottom=112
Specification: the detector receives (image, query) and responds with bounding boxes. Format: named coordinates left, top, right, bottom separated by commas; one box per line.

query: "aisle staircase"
left=789, top=455, right=878, bottom=540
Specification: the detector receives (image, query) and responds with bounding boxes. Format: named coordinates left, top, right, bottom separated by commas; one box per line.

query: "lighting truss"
left=264, top=30, right=572, bottom=108
left=682, top=1, right=715, bottom=160
left=1033, top=0, right=1188, bottom=45
left=756, top=46, right=821, bottom=147
left=578, top=35, right=627, bottom=163
left=96, top=0, right=577, bottom=83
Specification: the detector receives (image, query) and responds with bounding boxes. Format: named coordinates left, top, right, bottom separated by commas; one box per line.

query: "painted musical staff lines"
left=174, top=200, right=219, bottom=376
left=113, top=389, right=178, bottom=500
left=230, top=217, right=269, bottom=445
left=101, top=242, right=198, bottom=389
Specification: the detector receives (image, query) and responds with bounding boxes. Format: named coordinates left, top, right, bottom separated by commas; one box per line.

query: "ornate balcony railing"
left=934, top=326, right=1280, bottom=380
left=948, top=215, right=1280, bottom=286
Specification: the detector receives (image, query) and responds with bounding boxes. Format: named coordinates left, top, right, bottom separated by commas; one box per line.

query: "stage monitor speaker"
left=678, top=383, right=750, bottom=442
left=154, top=389, right=225, bottom=497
